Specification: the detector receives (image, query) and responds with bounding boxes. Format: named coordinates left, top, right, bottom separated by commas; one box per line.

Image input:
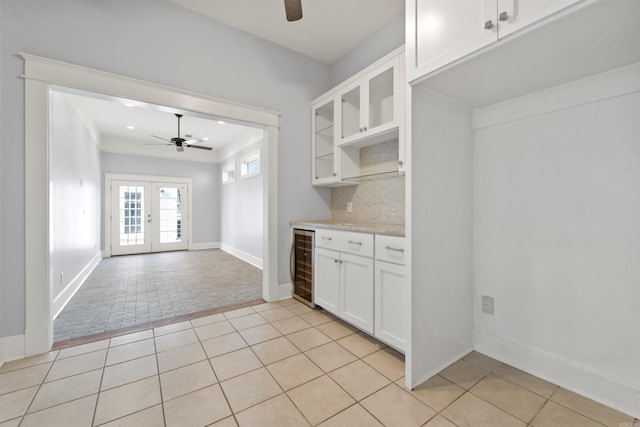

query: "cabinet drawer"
left=340, top=232, right=374, bottom=258
left=375, top=235, right=406, bottom=265
left=315, top=229, right=341, bottom=251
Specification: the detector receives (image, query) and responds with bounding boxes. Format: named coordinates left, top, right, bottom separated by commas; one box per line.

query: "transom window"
left=240, top=150, right=261, bottom=179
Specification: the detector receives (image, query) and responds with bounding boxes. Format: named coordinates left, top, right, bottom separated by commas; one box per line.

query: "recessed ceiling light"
left=124, top=103, right=134, bottom=107
left=217, top=120, right=225, bottom=125
left=126, top=125, right=135, bottom=130
left=203, top=137, right=209, bottom=141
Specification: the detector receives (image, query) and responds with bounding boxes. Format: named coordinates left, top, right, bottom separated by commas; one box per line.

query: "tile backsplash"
left=332, top=139, right=405, bottom=225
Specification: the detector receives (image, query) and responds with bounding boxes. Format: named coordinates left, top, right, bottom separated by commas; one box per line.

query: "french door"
left=110, top=180, right=189, bottom=255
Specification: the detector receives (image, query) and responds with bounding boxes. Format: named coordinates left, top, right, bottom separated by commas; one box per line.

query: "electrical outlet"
left=482, top=295, right=495, bottom=315
left=347, top=202, right=353, bottom=213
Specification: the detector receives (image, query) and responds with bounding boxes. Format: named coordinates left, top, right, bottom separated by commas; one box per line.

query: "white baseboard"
left=278, top=282, right=293, bottom=300
left=52, top=252, right=102, bottom=320
left=473, top=328, right=640, bottom=419
left=191, top=241, right=220, bottom=251
left=0, top=334, right=25, bottom=367
left=219, top=243, right=263, bottom=270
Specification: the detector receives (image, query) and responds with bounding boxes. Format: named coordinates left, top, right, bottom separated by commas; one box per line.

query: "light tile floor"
left=2, top=299, right=637, bottom=426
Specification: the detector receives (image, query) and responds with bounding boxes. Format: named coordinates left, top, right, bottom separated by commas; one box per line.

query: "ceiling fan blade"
left=150, top=135, right=171, bottom=142
left=187, top=144, right=213, bottom=151
left=184, top=138, right=203, bottom=145
left=143, top=142, right=172, bottom=146
left=284, top=0, right=302, bottom=21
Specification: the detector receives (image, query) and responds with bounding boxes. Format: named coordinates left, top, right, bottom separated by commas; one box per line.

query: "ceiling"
left=62, top=90, right=264, bottom=164
left=168, top=0, right=405, bottom=64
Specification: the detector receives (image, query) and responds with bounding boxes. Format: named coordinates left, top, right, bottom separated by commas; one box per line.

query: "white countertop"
left=290, top=220, right=405, bottom=237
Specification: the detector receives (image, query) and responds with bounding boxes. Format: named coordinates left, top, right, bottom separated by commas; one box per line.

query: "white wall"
left=101, top=152, right=220, bottom=246
left=473, top=65, right=640, bottom=417
left=0, top=0, right=332, bottom=337
left=220, top=140, right=264, bottom=267
left=50, top=93, right=102, bottom=303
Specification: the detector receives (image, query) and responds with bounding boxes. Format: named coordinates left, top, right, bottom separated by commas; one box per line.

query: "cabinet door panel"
left=314, top=248, right=340, bottom=315
left=312, top=98, right=337, bottom=185
left=375, top=261, right=407, bottom=351
left=340, top=84, right=362, bottom=141
left=414, top=0, right=496, bottom=77
left=497, top=0, right=583, bottom=38
left=340, top=253, right=374, bottom=334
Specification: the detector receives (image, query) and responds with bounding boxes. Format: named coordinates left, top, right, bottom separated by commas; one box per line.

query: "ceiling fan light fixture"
left=284, top=0, right=303, bottom=22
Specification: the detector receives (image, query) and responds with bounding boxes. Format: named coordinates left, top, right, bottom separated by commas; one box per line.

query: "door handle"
left=499, top=11, right=509, bottom=21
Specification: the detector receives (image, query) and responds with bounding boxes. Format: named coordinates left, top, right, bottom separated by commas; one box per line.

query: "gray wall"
left=101, top=152, right=220, bottom=246
left=221, top=140, right=264, bottom=260
left=330, top=13, right=405, bottom=87
left=0, top=0, right=331, bottom=337
left=50, top=93, right=102, bottom=299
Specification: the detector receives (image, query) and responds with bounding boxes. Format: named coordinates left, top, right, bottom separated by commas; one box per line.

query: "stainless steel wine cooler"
left=290, top=229, right=315, bottom=307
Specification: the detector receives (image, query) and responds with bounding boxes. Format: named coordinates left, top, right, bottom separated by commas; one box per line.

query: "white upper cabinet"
left=311, top=97, right=338, bottom=186
left=497, top=0, right=585, bottom=37
left=338, top=54, right=404, bottom=147
left=407, top=0, right=584, bottom=82
left=409, top=0, right=496, bottom=82
left=311, top=47, right=406, bottom=186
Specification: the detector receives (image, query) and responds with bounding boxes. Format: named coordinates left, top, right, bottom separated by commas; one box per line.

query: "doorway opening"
left=49, top=84, right=268, bottom=345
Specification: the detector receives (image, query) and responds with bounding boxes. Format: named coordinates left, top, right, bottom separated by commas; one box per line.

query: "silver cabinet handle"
left=321, top=236, right=333, bottom=241
left=398, top=160, right=404, bottom=166
left=499, top=11, right=509, bottom=21
left=347, top=240, right=362, bottom=246
left=363, top=126, right=368, bottom=132
left=359, top=127, right=364, bottom=133
left=484, top=19, right=494, bottom=29
left=339, top=260, right=344, bottom=264
left=334, top=259, right=339, bottom=263
left=385, top=246, right=404, bottom=253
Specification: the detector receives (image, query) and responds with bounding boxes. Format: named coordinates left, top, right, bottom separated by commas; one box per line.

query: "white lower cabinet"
left=374, top=235, right=408, bottom=352
left=314, top=231, right=374, bottom=334
left=315, top=230, right=407, bottom=349
left=315, top=247, right=341, bottom=314
left=374, top=260, right=407, bottom=351
left=340, top=253, right=374, bottom=334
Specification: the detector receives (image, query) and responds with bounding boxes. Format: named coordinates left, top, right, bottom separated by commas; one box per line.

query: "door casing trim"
left=22, top=53, right=280, bottom=356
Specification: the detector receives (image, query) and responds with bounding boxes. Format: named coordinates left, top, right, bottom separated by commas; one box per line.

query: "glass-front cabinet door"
left=312, top=98, right=338, bottom=185
left=338, top=54, right=402, bottom=146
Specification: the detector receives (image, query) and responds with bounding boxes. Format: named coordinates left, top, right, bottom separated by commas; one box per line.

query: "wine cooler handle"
left=290, top=238, right=295, bottom=282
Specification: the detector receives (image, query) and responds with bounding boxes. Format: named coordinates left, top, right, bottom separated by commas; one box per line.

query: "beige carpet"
left=54, top=249, right=262, bottom=342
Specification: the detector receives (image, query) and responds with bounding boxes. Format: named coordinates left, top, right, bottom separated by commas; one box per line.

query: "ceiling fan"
left=148, top=113, right=212, bottom=152
left=284, top=0, right=303, bottom=21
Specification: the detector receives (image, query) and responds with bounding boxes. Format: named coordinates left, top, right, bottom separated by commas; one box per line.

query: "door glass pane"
left=369, top=67, right=394, bottom=129
left=341, top=87, right=360, bottom=139
left=119, top=186, right=145, bottom=246
left=159, top=187, right=182, bottom=243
